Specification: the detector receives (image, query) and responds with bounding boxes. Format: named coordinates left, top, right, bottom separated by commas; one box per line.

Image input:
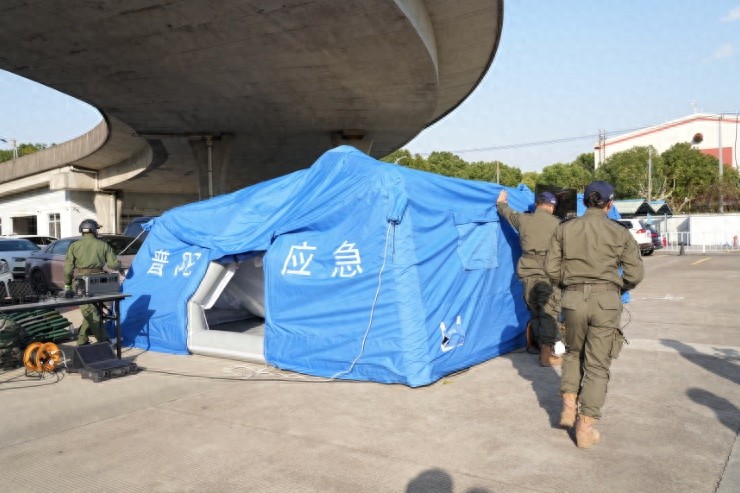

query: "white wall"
left=0, top=188, right=96, bottom=237
left=0, top=188, right=193, bottom=238
left=596, top=114, right=739, bottom=168
left=650, top=213, right=740, bottom=247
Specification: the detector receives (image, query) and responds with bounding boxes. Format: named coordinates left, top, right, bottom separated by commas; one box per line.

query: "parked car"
left=0, top=260, right=12, bottom=297
left=0, top=238, right=40, bottom=279
left=618, top=219, right=654, bottom=256
left=25, top=235, right=144, bottom=294
left=122, top=216, right=158, bottom=241
left=646, top=224, right=663, bottom=251
left=8, top=234, right=58, bottom=246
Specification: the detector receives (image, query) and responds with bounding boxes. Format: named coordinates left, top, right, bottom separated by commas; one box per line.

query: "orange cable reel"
left=23, top=342, right=62, bottom=373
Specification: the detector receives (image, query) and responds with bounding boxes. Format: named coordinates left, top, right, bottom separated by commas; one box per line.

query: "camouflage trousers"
left=76, top=304, right=108, bottom=345
left=521, top=276, right=562, bottom=346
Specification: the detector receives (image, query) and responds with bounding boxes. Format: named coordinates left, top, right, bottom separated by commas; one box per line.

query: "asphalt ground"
left=0, top=255, right=738, bottom=492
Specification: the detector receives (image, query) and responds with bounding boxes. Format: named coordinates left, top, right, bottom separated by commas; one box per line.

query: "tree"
left=596, top=146, right=664, bottom=199
left=0, top=142, right=49, bottom=163
left=381, top=149, right=524, bottom=186
left=661, top=142, right=735, bottom=213
left=573, top=152, right=595, bottom=172
left=464, top=160, right=522, bottom=186
left=521, top=171, right=539, bottom=191
left=537, top=162, right=593, bottom=191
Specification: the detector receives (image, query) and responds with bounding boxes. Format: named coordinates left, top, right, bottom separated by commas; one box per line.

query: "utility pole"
left=718, top=115, right=724, bottom=213
left=647, top=148, right=652, bottom=203
left=496, top=161, right=500, bottom=183
left=0, top=137, right=18, bottom=159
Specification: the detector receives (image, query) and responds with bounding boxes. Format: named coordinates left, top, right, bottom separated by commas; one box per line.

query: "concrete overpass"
left=0, top=0, right=503, bottom=228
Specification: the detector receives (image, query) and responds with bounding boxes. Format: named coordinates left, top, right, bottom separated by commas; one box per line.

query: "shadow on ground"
left=686, top=388, right=740, bottom=433
left=508, top=349, right=562, bottom=428
left=406, top=468, right=492, bottom=493
left=661, top=339, right=740, bottom=385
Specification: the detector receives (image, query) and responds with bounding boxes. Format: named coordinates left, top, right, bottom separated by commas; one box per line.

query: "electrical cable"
left=330, top=221, right=393, bottom=380
left=412, top=122, right=666, bottom=156
left=0, top=369, right=64, bottom=390
left=118, top=228, right=147, bottom=257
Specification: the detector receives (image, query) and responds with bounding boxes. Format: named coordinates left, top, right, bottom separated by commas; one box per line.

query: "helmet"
left=79, top=219, right=100, bottom=234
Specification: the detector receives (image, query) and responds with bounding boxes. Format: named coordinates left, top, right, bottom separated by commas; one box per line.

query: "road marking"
left=691, top=257, right=711, bottom=265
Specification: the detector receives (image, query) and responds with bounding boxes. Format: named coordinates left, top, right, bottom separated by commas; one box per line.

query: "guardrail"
left=659, top=232, right=740, bottom=254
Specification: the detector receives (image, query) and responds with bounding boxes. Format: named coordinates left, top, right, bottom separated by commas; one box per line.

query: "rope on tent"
left=330, top=221, right=393, bottom=380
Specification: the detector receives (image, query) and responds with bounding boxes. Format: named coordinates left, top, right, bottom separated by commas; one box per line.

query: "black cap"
left=584, top=180, right=615, bottom=201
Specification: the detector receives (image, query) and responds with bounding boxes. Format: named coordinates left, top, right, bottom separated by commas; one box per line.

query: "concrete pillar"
left=189, top=135, right=234, bottom=200
left=331, top=130, right=373, bottom=154
left=93, top=191, right=119, bottom=234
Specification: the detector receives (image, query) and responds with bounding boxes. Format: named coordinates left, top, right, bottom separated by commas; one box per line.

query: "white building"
left=594, top=113, right=740, bottom=168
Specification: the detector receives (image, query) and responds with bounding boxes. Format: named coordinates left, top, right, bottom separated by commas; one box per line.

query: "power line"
left=412, top=123, right=672, bottom=156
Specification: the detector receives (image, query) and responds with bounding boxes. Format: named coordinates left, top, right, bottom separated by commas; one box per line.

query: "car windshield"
left=0, top=239, right=40, bottom=251
left=102, top=236, right=144, bottom=255
left=21, top=236, right=56, bottom=245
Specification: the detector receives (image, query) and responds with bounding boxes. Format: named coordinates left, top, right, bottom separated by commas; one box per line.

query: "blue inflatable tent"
left=119, top=146, right=533, bottom=386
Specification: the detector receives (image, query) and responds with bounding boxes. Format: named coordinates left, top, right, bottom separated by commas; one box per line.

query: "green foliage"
left=593, top=143, right=740, bottom=212
left=596, top=146, right=664, bottom=199
left=380, top=149, right=521, bottom=185
left=0, top=142, right=49, bottom=163
left=521, top=171, right=539, bottom=191
left=537, top=162, right=593, bottom=191
left=661, top=142, right=728, bottom=212
left=573, top=152, right=595, bottom=172
left=380, top=145, right=740, bottom=212
left=464, top=160, right=522, bottom=186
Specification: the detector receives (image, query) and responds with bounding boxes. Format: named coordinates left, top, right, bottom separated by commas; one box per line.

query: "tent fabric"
left=119, top=146, right=535, bottom=386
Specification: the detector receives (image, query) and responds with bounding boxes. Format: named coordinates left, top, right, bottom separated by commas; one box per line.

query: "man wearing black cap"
left=544, top=180, right=644, bottom=449
left=497, top=189, right=563, bottom=366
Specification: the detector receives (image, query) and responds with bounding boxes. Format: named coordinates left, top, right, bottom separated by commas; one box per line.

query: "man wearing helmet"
left=64, top=219, right=120, bottom=345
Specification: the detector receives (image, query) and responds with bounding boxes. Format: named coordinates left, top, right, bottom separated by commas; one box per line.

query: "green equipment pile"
left=0, top=310, right=74, bottom=369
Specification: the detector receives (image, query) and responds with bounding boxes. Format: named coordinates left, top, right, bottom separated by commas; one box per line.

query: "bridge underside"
left=0, top=0, right=503, bottom=196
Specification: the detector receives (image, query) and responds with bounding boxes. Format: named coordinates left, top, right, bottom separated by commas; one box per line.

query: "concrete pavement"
left=1, top=255, right=738, bottom=492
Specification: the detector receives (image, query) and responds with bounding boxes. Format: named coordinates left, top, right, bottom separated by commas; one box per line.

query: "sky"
left=1, top=1, right=739, bottom=173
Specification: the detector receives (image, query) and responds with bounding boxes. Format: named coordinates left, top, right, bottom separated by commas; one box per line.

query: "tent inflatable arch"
left=119, top=146, right=532, bottom=387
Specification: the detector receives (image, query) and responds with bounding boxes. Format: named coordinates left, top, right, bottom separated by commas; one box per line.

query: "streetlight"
left=0, top=137, right=18, bottom=159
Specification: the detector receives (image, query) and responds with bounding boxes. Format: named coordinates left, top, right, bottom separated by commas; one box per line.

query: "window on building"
left=12, top=215, right=37, bottom=235
left=48, top=213, right=61, bottom=238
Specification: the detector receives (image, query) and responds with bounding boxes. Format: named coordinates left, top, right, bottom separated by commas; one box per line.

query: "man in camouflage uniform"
left=64, top=219, right=120, bottom=346
left=544, top=181, right=644, bottom=448
left=497, top=190, right=563, bottom=366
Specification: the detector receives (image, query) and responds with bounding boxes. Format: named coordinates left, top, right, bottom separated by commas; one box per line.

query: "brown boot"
left=559, top=393, right=577, bottom=428
left=539, top=344, right=563, bottom=367
left=576, top=415, right=601, bottom=449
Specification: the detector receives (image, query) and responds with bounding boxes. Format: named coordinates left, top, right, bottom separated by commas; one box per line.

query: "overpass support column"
left=93, top=191, right=121, bottom=234
left=331, top=130, right=373, bottom=154
left=189, top=135, right=233, bottom=200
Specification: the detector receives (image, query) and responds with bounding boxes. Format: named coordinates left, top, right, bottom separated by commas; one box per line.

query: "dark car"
left=646, top=224, right=663, bottom=251
left=25, top=235, right=144, bottom=294
left=122, top=216, right=158, bottom=241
